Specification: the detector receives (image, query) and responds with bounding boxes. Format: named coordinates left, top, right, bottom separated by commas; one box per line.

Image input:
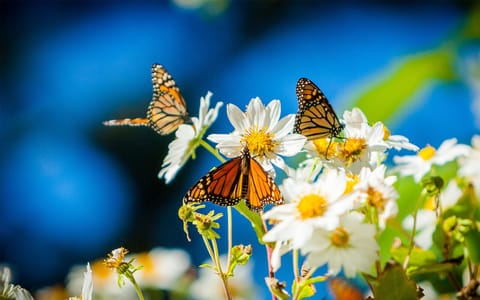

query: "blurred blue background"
left=1, top=0, right=479, bottom=298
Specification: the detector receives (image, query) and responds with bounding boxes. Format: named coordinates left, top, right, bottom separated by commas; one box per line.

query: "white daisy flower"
left=348, top=165, right=399, bottom=228
left=262, top=169, right=353, bottom=269
left=208, top=97, right=306, bottom=174
left=344, top=108, right=418, bottom=151
left=0, top=266, right=34, bottom=300
left=158, top=91, right=223, bottom=183
left=134, top=247, right=191, bottom=290
left=81, top=263, right=93, bottom=300
left=303, top=108, right=388, bottom=172
left=302, top=213, right=378, bottom=278
left=269, top=240, right=292, bottom=272
left=459, top=135, right=480, bottom=194
left=335, top=113, right=387, bottom=173
left=393, top=138, right=470, bottom=183
left=285, top=158, right=323, bottom=183
left=67, top=263, right=93, bottom=300
left=307, top=108, right=415, bottom=171
left=383, top=131, right=419, bottom=152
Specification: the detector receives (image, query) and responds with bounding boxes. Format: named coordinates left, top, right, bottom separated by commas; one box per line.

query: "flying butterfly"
left=103, top=64, right=191, bottom=135
left=183, top=147, right=283, bottom=212
left=294, top=77, right=344, bottom=141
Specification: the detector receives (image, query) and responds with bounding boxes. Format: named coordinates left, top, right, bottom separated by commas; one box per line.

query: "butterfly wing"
left=183, top=156, right=245, bottom=207
left=147, top=91, right=190, bottom=135
left=103, top=64, right=189, bottom=135
left=294, top=77, right=343, bottom=140
left=151, top=64, right=181, bottom=95
left=246, top=157, right=284, bottom=212
left=147, top=64, right=190, bottom=135
left=102, top=118, right=149, bottom=127
left=184, top=148, right=283, bottom=212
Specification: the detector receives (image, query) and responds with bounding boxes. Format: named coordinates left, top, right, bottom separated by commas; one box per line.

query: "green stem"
left=260, top=213, right=276, bottom=300
left=226, top=206, right=233, bottom=275
left=403, top=191, right=423, bottom=269
left=292, top=249, right=300, bottom=282
left=198, top=139, right=232, bottom=297
left=128, top=275, right=145, bottom=300
left=199, top=139, right=225, bottom=163
left=201, top=236, right=216, bottom=265
left=211, top=238, right=232, bottom=300
left=292, top=265, right=319, bottom=300
left=306, top=158, right=320, bottom=181
left=292, top=249, right=300, bottom=300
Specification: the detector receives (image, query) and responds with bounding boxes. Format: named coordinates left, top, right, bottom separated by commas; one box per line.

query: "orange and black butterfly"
left=103, top=64, right=191, bottom=135
left=183, top=147, right=283, bottom=212
left=294, top=77, right=344, bottom=140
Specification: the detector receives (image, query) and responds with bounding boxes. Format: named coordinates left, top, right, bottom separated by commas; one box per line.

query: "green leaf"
left=303, top=275, right=328, bottom=285
left=408, top=261, right=457, bottom=276
left=349, top=49, right=455, bottom=124
left=464, top=229, right=480, bottom=263
left=234, top=202, right=265, bottom=244
left=374, top=264, right=419, bottom=300
left=391, top=246, right=437, bottom=267
left=296, top=283, right=316, bottom=299
left=390, top=245, right=461, bottom=276
left=199, top=263, right=216, bottom=270
left=446, top=183, right=479, bottom=220
left=227, top=244, right=252, bottom=276
left=294, top=275, right=328, bottom=299
left=394, top=176, right=422, bottom=221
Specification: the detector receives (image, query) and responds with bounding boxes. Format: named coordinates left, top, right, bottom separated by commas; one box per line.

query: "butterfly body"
left=103, top=64, right=191, bottom=135
left=184, top=148, right=283, bottom=212
left=294, top=77, right=344, bottom=140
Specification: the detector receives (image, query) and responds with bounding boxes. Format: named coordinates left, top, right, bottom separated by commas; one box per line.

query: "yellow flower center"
left=241, top=127, right=276, bottom=157
left=366, top=186, right=385, bottom=211
left=312, top=138, right=337, bottom=158
left=297, top=194, right=328, bottom=219
left=339, top=138, right=367, bottom=164
left=383, top=125, right=391, bottom=140
left=330, top=226, right=350, bottom=247
left=344, top=174, right=359, bottom=195
left=418, top=145, right=436, bottom=161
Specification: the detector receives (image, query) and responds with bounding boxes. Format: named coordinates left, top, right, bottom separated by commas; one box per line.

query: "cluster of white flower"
left=257, top=105, right=418, bottom=278
left=158, top=94, right=419, bottom=279
left=98, top=91, right=480, bottom=299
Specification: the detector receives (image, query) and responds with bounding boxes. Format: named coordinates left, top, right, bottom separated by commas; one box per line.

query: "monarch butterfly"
left=103, top=64, right=191, bottom=135
left=294, top=77, right=344, bottom=141
left=183, top=147, right=283, bottom=212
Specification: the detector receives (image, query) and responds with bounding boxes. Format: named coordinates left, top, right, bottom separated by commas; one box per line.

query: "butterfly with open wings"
left=183, top=147, right=283, bottom=212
